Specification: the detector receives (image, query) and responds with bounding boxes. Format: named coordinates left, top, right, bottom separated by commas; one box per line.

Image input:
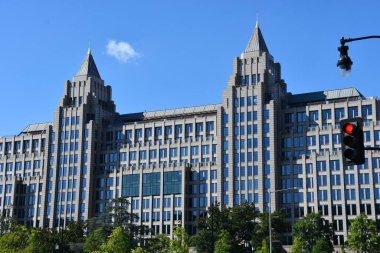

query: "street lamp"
left=337, top=36, right=380, bottom=76
left=268, top=187, right=298, bottom=253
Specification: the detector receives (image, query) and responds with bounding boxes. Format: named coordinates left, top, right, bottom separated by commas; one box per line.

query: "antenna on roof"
left=256, top=13, right=259, bottom=27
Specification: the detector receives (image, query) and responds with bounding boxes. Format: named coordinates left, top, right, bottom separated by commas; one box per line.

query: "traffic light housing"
left=340, top=117, right=365, bottom=165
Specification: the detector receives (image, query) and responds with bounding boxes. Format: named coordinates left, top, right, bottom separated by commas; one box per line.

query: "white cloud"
left=106, top=40, right=139, bottom=63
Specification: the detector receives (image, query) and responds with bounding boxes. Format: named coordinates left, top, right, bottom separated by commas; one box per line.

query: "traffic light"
left=340, top=117, right=365, bottom=165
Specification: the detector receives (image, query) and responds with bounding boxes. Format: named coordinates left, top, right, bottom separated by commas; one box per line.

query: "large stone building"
left=0, top=23, right=379, bottom=246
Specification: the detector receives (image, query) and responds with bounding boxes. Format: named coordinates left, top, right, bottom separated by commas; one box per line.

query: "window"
left=307, top=136, right=316, bottom=146
left=164, top=172, right=182, bottom=194
left=185, top=124, right=193, bottom=135
left=335, top=108, right=345, bottom=120
left=332, top=134, right=341, bottom=145
left=319, top=135, right=329, bottom=145
left=297, top=112, right=306, bottom=123
left=264, top=124, right=270, bottom=133
left=159, top=149, right=167, bottom=158
left=206, top=121, right=214, bottom=132
left=174, top=125, right=182, bottom=137
left=330, top=160, right=340, bottom=171
left=322, top=109, right=331, bottom=120
left=145, top=128, right=152, bottom=138
left=180, top=147, right=188, bottom=157
left=264, top=110, right=270, bottom=120
left=348, top=106, right=359, bottom=118
left=251, top=74, right=256, bottom=85
left=122, top=175, right=140, bottom=197
left=362, top=105, right=372, bottom=117
left=309, top=111, right=319, bottom=121
left=143, top=173, right=161, bottom=196
left=364, top=131, right=371, bottom=142
left=165, top=126, right=172, bottom=137
left=195, top=123, right=203, bottom=134
left=316, top=161, right=326, bottom=172
left=223, top=114, right=229, bottom=124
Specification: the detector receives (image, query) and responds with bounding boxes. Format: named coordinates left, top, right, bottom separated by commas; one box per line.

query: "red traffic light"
left=343, top=123, right=355, bottom=135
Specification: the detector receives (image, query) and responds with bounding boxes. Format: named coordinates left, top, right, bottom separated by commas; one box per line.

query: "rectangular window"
left=309, top=111, right=319, bottom=121
left=174, top=125, right=182, bottom=137
left=185, top=124, right=193, bottom=135
left=142, top=173, right=161, bottom=196
left=322, top=109, right=331, bottom=120
left=335, top=108, right=345, bottom=120
left=362, top=105, right=373, bottom=117
left=122, top=175, right=140, bottom=197
left=164, top=171, right=182, bottom=195
left=348, top=106, right=359, bottom=118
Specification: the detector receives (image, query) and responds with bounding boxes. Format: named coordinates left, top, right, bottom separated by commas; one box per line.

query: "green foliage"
left=100, top=226, right=135, bottom=253
left=131, top=247, right=148, bottom=253
left=169, top=226, right=189, bottom=253
left=190, top=229, right=213, bottom=253
left=254, top=240, right=269, bottom=253
left=347, top=213, right=380, bottom=253
left=0, top=225, right=29, bottom=253
left=292, top=212, right=333, bottom=253
left=251, top=211, right=285, bottom=252
left=0, top=215, right=16, bottom=236
left=23, top=228, right=56, bottom=253
left=214, top=230, right=231, bottom=253
left=83, top=228, right=107, bottom=253
left=193, top=202, right=259, bottom=252
left=147, top=233, right=170, bottom=253
left=64, top=221, right=86, bottom=243
left=312, top=239, right=333, bottom=253
left=290, top=237, right=303, bottom=253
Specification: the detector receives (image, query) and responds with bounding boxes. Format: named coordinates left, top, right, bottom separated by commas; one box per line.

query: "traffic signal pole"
left=364, top=147, right=380, bottom=151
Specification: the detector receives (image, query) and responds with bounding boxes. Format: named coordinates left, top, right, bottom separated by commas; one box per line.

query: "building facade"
left=0, top=23, right=379, bottom=246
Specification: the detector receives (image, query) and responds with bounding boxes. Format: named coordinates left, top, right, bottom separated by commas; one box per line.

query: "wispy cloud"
left=106, top=40, right=139, bottom=63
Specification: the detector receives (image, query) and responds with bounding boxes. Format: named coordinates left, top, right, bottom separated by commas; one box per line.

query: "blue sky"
left=1, top=1, right=380, bottom=136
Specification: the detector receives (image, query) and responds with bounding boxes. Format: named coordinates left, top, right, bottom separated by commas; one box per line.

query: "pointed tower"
left=75, top=49, right=101, bottom=79
left=219, top=23, right=287, bottom=214
left=48, top=50, right=117, bottom=228
left=244, top=21, right=269, bottom=53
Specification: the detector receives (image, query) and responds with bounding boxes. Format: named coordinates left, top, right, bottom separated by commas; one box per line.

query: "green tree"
left=24, top=228, right=56, bottom=253
left=83, top=228, right=107, bottom=253
left=255, top=240, right=269, bottom=253
left=190, top=229, right=213, bottom=253
left=104, top=198, right=139, bottom=230
left=131, top=247, right=148, bottom=253
left=312, top=239, right=333, bottom=253
left=0, top=225, right=29, bottom=253
left=64, top=221, right=86, bottom=243
left=62, top=221, right=86, bottom=252
left=229, top=202, right=259, bottom=251
left=147, top=233, right=170, bottom=253
left=193, top=202, right=258, bottom=252
left=290, top=237, right=303, bottom=253
left=292, top=212, right=333, bottom=253
left=251, top=211, right=286, bottom=252
left=0, top=214, right=16, bottom=236
left=347, top=213, right=380, bottom=253
left=169, top=226, right=189, bottom=253
left=214, top=230, right=231, bottom=253
left=100, top=226, right=136, bottom=253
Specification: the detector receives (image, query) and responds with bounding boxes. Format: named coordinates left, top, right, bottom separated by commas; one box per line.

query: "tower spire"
left=76, top=49, right=101, bottom=79
left=244, top=22, right=269, bottom=53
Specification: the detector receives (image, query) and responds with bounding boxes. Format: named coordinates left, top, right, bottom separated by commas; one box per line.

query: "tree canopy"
left=347, top=213, right=380, bottom=253
left=292, top=212, right=334, bottom=253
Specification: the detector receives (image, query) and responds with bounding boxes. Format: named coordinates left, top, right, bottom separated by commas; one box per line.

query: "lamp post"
left=337, top=35, right=380, bottom=75
left=268, top=187, right=297, bottom=253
